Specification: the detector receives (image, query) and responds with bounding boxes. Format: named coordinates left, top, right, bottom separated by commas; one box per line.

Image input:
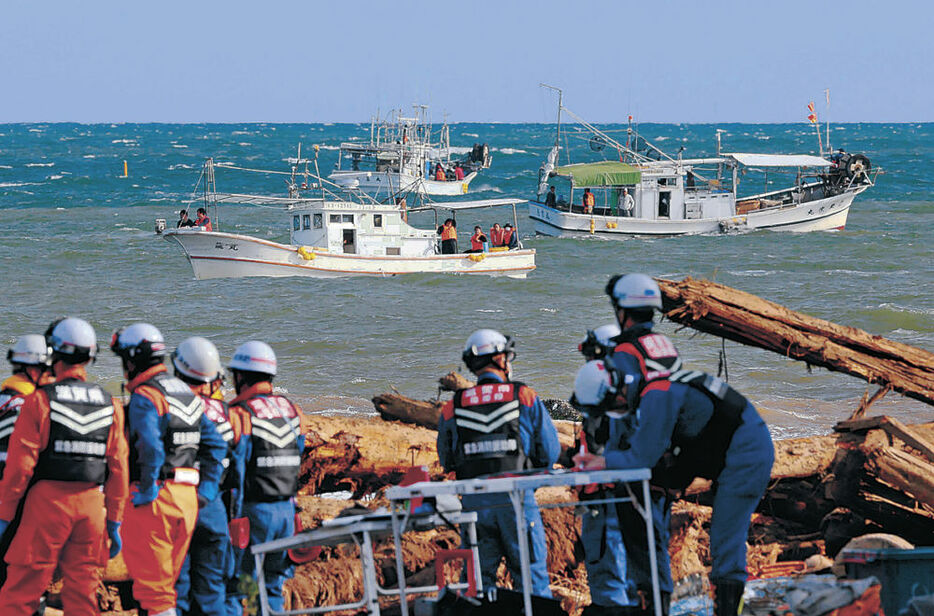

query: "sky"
left=1, top=0, right=932, bottom=123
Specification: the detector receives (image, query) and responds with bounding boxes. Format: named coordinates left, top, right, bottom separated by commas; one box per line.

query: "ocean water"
left=1, top=122, right=931, bottom=439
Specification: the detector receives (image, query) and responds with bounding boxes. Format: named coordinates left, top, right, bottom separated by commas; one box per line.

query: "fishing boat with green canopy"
left=530, top=84, right=877, bottom=236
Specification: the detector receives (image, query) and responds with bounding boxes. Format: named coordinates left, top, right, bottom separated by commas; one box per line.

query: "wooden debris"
left=656, top=277, right=934, bottom=406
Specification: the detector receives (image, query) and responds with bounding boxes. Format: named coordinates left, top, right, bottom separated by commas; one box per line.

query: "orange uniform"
left=0, top=364, right=128, bottom=616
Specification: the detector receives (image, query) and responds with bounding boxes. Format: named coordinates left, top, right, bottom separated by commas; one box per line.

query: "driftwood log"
left=656, top=277, right=934, bottom=407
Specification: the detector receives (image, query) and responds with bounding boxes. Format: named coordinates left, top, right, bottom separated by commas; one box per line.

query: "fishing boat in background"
left=529, top=86, right=877, bottom=237
left=328, top=106, right=492, bottom=197
left=159, top=155, right=534, bottom=279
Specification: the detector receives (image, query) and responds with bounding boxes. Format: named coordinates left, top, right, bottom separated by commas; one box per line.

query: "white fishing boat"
left=328, top=106, right=491, bottom=197
left=159, top=158, right=534, bottom=280
left=529, top=86, right=877, bottom=237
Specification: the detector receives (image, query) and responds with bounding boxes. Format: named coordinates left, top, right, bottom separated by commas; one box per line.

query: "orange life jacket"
left=501, top=229, right=514, bottom=246
left=489, top=227, right=505, bottom=246
left=583, top=192, right=595, bottom=207
left=470, top=233, right=485, bottom=251
left=441, top=225, right=457, bottom=241
left=435, top=168, right=446, bottom=181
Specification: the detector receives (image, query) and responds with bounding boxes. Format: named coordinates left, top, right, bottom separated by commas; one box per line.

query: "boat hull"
left=328, top=171, right=476, bottom=196
left=164, top=230, right=535, bottom=279
left=529, top=190, right=858, bottom=237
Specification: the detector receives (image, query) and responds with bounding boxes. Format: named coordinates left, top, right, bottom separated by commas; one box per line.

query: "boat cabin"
left=288, top=201, right=436, bottom=257
left=544, top=161, right=735, bottom=221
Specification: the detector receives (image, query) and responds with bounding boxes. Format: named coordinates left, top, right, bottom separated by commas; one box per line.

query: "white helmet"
left=579, top=323, right=621, bottom=360
left=229, top=340, right=277, bottom=376
left=47, top=317, right=98, bottom=362
left=572, top=360, right=632, bottom=412
left=462, top=329, right=515, bottom=370
left=606, top=273, right=663, bottom=310
left=8, top=335, right=51, bottom=367
left=110, top=323, right=167, bottom=364
left=173, top=336, right=222, bottom=383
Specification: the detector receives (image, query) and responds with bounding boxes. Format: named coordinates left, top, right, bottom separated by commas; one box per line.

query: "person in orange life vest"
left=437, top=330, right=560, bottom=597
left=0, top=334, right=54, bottom=589
left=434, top=163, right=446, bottom=181
left=582, top=188, right=596, bottom=213
left=502, top=223, right=519, bottom=249
left=172, top=337, right=247, bottom=616
left=438, top=218, right=458, bottom=254
left=466, top=226, right=487, bottom=253
left=111, top=323, right=226, bottom=616
left=489, top=222, right=505, bottom=247
left=226, top=341, right=304, bottom=616
left=194, top=207, right=213, bottom=231
left=0, top=318, right=128, bottom=616
left=454, top=163, right=465, bottom=181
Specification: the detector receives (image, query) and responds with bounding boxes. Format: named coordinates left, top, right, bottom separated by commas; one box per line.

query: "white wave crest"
left=83, top=154, right=97, bottom=159
left=494, top=148, right=527, bottom=155
left=878, top=302, right=934, bottom=316
left=168, top=163, right=195, bottom=170
left=25, top=162, right=55, bottom=167
left=48, top=174, right=64, bottom=180
left=727, top=269, right=776, bottom=277
left=171, top=144, right=188, bottom=149
left=111, top=139, right=138, bottom=145
left=463, top=133, right=479, bottom=138
left=0, top=165, right=12, bottom=169
left=472, top=184, right=503, bottom=193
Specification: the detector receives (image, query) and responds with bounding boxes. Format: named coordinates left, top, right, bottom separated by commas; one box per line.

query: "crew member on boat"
left=195, top=208, right=213, bottom=231
left=502, top=223, right=519, bottom=250
left=454, top=163, right=465, bottom=181
left=177, top=209, right=196, bottom=228
left=438, top=218, right=458, bottom=254
left=466, top=226, right=487, bottom=253
left=489, top=223, right=504, bottom=247
left=583, top=188, right=596, bottom=213
left=434, top=163, right=446, bottom=182
left=621, top=188, right=635, bottom=218
left=545, top=185, right=557, bottom=207
left=437, top=330, right=560, bottom=597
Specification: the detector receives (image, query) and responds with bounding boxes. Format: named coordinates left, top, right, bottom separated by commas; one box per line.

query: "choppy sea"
left=1, top=122, right=931, bottom=439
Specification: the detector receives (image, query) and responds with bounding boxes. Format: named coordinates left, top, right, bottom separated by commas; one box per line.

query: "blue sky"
left=1, top=0, right=931, bottom=123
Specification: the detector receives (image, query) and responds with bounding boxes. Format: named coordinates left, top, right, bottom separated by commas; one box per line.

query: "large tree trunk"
left=656, top=277, right=934, bottom=406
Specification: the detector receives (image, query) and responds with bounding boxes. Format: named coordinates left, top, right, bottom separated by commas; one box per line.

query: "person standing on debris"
left=0, top=318, right=129, bottom=615
left=112, top=323, right=226, bottom=616
left=573, top=356, right=774, bottom=616
left=437, top=329, right=560, bottom=597
left=172, top=337, right=247, bottom=616
left=227, top=341, right=304, bottom=615
left=573, top=325, right=632, bottom=615
left=602, top=273, right=682, bottom=615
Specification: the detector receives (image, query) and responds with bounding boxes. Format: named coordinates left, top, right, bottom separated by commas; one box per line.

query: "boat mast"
left=540, top=83, right=563, bottom=150
left=203, top=157, right=218, bottom=230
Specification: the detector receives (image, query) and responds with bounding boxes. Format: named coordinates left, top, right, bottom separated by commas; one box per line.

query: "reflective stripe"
left=48, top=401, right=114, bottom=435
left=453, top=400, right=519, bottom=424
left=455, top=409, right=520, bottom=434
left=173, top=467, right=200, bottom=485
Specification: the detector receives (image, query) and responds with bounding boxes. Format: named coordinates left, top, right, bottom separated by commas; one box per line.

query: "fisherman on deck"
left=621, top=188, right=635, bottom=217
left=502, top=223, right=519, bottom=249
left=454, top=163, right=465, bottom=181
left=435, top=163, right=447, bottom=182
left=173, top=337, right=247, bottom=616
left=489, top=223, right=504, bottom=247
left=466, top=226, right=488, bottom=253
left=112, top=323, right=226, bottom=616
left=583, top=188, right=596, bottom=213
left=437, top=330, right=560, bottom=597
left=573, top=324, right=633, bottom=615
left=195, top=207, right=213, bottom=231
left=227, top=341, right=304, bottom=615
left=0, top=318, right=129, bottom=616
left=438, top=218, right=458, bottom=254
left=544, top=185, right=557, bottom=207
left=177, top=209, right=196, bottom=228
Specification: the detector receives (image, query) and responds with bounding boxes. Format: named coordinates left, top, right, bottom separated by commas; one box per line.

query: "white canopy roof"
left=408, top=198, right=526, bottom=212
left=724, top=153, right=831, bottom=168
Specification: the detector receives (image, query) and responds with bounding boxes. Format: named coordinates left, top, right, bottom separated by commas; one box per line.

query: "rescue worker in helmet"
left=226, top=341, right=304, bottom=615
left=111, top=323, right=226, bottom=616
left=573, top=355, right=774, bottom=616
left=172, top=337, right=247, bottom=616
left=0, top=335, right=53, bottom=589
left=603, top=273, right=682, bottom=615
left=573, top=324, right=632, bottom=615
left=437, top=330, right=560, bottom=597
left=0, top=318, right=129, bottom=615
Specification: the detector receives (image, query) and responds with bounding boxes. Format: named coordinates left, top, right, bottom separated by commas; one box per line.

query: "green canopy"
left=554, top=161, right=641, bottom=187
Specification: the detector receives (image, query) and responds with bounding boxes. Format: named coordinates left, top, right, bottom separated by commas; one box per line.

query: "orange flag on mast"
left=807, top=101, right=818, bottom=123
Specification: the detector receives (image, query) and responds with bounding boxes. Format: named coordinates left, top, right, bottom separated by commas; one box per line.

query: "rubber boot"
left=712, top=579, right=745, bottom=616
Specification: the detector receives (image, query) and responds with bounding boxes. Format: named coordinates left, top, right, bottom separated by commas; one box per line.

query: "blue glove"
left=106, top=520, right=122, bottom=559
left=132, top=481, right=161, bottom=507
left=0, top=519, right=9, bottom=537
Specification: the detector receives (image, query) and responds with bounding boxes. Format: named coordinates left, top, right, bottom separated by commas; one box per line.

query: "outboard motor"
left=470, top=143, right=492, bottom=169
left=826, top=150, right=872, bottom=189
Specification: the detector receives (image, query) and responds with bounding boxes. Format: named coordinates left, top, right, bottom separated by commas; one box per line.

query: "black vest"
left=237, top=394, right=301, bottom=502
left=201, top=395, right=236, bottom=489
left=613, top=329, right=683, bottom=384
left=129, top=372, right=204, bottom=482
left=35, top=379, right=113, bottom=484
left=0, top=389, right=26, bottom=477
left=648, top=370, right=748, bottom=490
left=451, top=380, right=528, bottom=479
